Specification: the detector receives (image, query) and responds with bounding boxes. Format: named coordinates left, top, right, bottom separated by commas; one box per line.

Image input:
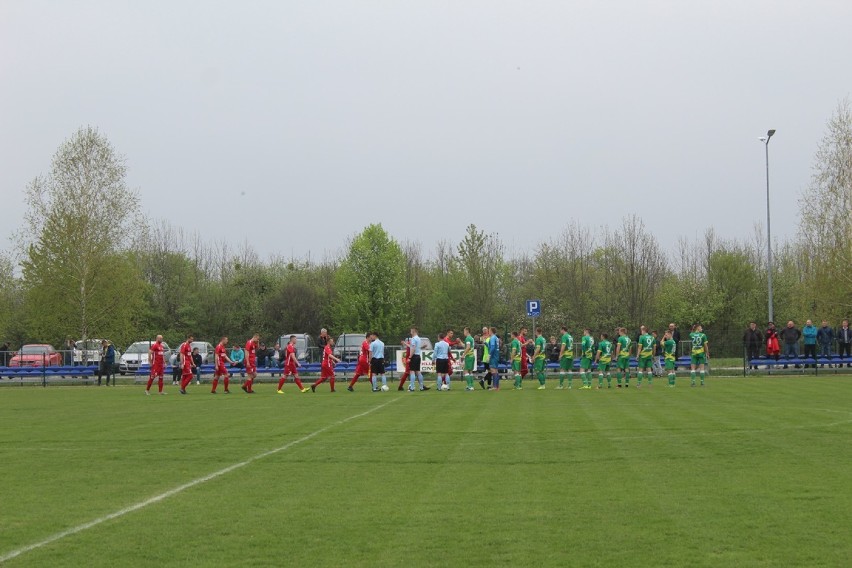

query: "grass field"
left=1, top=376, right=851, bottom=567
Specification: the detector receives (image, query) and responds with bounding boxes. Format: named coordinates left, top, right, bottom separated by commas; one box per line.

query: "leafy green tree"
left=799, top=99, right=852, bottom=320
left=334, top=224, right=410, bottom=338
left=18, top=127, right=145, bottom=346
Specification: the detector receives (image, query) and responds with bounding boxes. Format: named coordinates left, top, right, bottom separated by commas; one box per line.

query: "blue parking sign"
left=526, top=300, right=541, bottom=317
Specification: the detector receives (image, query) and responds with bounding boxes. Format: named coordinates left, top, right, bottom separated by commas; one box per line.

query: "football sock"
left=223, top=376, right=229, bottom=390
left=538, top=372, right=545, bottom=386
left=690, top=371, right=696, bottom=385
left=606, top=374, right=612, bottom=387
left=700, top=371, right=705, bottom=385
left=294, top=377, right=305, bottom=389
left=211, top=378, right=218, bottom=392
left=277, top=377, right=286, bottom=390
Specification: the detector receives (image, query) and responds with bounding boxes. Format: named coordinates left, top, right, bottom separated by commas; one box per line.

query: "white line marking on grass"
left=0, top=397, right=400, bottom=564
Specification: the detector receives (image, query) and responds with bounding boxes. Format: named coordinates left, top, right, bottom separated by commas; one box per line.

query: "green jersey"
left=560, top=333, right=574, bottom=357
left=534, top=335, right=546, bottom=360
left=617, top=335, right=631, bottom=358
left=663, top=338, right=677, bottom=362
left=581, top=335, right=595, bottom=359
left=638, top=333, right=656, bottom=357
left=597, top=340, right=613, bottom=364
left=511, top=338, right=522, bottom=362
left=690, top=332, right=708, bottom=355
left=464, top=335, right=475, bottom=357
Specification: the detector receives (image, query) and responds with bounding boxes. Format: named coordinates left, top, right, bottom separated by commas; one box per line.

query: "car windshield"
left=75, top=340, right=102, bottom=350
left=126, top=342, right=153, bottom=354
left=190, top=342, right=210, bottom=353
left=336, top=335, right=365, bottom=348
left=21, top=345, right=49, bottom=354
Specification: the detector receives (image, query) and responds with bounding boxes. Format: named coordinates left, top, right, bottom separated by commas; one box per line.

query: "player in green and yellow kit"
left=689, top=324, right=709, bottom=386
left=595, top=333, right=613, bottom=389
left=636, top=325, right=656, bottom=387
left=557, top=326, right=574, bottom=389
left=533, top=327, right=547, bottom=389
left=510, top=331, right=523, bottom=390
left=615, top=327, right=632, bottom=388
left=463, top=327, right=476, bottom=391
left=580, top=329, right=595, bottom=389
left=662, top=330, right=677, bottom=386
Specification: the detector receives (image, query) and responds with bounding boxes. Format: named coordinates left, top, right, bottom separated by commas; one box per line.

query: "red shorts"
left=284, top=364, right=298, bottom=376
left=151, top=364, right=164, bottom=377
left=215, top=365, right=229, bottom=376
left=321, top=365, right=335, bottom=379
left=246, top=363, right=257, bottom=375
left=354, top=359, right=369, bottom=375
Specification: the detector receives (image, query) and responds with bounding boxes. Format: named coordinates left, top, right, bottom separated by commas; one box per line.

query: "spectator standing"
left=546, top=336, right=560, bottom=363
left=765, top=322, right=780, bottom=361
left=816, top=320, right=834, bottom=365
left=0, top=341, right=9, bottom=367
left=779, top=321, right=801, bottom=368
left=838, top=319, right=852, bottom=367
left=98, top=340, right=116, bottom=386
left=64, top=337, right=74, bottom=366
left=170, top=352, right=181, bottom=385
left=802, top=320, right=817, bottom=367
left=743, top=322, right=762, bottom=369
left=651, top=330, right=663, bottom=377
left=192, top=347, right=202, bottom=385
left=318, top=328, right=330, bottom=349
left=668, top=323, right=681, bottom=346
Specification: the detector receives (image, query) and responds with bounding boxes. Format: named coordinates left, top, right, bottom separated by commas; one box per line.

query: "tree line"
left=1, top=101, right=850, bottom=357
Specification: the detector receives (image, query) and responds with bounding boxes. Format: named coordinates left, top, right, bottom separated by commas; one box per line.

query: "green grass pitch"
left=1, top=376, right=851, bottom=567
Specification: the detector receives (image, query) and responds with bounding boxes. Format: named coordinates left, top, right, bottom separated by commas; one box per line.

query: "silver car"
left=119, top=341, right=172, bottom=375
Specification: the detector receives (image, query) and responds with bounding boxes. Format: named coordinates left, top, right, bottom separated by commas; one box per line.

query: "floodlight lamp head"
left=767, top=129, right=776, bottom=138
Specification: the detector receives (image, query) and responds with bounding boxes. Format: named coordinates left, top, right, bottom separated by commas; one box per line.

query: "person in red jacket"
left=347, top=333, right=372, bottom=391
left=398, top=338, right=411, bottom=391
left=145, top=335, right=167, bottom=395
left=277, top=335, right=310, bottom=393
left=765, top=322, right=780, bottom=361
left=311, top=337, right=340, bottom=392
left=178, top=334, right=195, bottom=394
left=211, top=337, right=233, bottom=394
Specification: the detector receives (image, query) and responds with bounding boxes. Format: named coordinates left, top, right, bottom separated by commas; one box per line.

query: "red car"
left=8, top=344, right=63, bottom=367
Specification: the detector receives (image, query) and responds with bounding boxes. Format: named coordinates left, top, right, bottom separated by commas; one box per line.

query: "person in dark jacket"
left=98, top=340, right=116, bottom=386
left=743, top=322, right=762, bottom=369
left=192, top=347, right=203, bottom=385
left=668, top=323, right=681, bottom=346
left=779, top=321, right=801, bottom=368
left=816, top=320, right=834, bottom=365
left=838, top=320, right=852, bottom=367
left=546, top=336, right=560, bottom=363
left=0, top=342, right=9, bottom=367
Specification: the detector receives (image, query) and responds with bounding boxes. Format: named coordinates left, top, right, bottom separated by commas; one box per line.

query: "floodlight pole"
left=763, top=129, right=776, bottom=323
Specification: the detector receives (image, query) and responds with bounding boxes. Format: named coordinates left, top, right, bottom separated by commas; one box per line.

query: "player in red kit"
left=178, top=334, right=195, bottom=394
left=145, top=335, right=167, bottom=395
left=277, top=335, right=310, bottom=393
left=398, top=338, right=411, bottom=391
left=211, top=337, right=233, bottom=394
left=241, top=334, right=260, bottom=393
left=347, top=333, right=371, bottom=391
left=311, top=337, right=340, bottom=392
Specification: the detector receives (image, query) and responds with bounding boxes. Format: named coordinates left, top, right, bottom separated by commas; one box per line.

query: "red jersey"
left=215, top=343, right=227, bottom=367
left=246, top=339, right=257, bottom=365
left=284, top=343, right=297, bottom=366
left=322, top=344, right=333, bottom=368
left=180, top=341, right=192, bottom=370
left=150, top=341, right=164, bottom=367
left=359, top=340, right=370, bottom=362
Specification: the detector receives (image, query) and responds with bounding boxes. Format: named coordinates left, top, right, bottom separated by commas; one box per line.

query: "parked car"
left=9, top=344, right=64, bottom=367
left=333, top=333, right=368, bottom=362
left=119, top=340, right=172, bottom=375
left=190, top=341, right=215, bottom=365
left=73, top=339, right=122, bottom=366
left=276, top=333, right=317, bottom=363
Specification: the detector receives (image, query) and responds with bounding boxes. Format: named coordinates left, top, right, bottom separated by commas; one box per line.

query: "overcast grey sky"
left=2, top=0, right=851, bottom=260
